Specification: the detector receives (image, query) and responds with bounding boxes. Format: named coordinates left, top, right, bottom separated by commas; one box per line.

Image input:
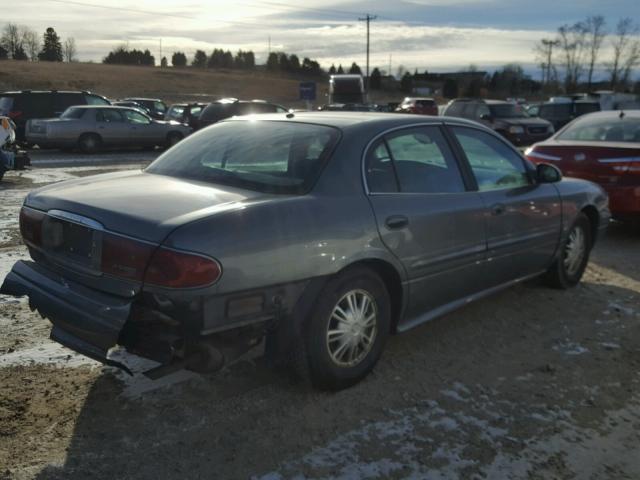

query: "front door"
left=365, top=125, right=487, bottom=324
left=122, top=109, right=156, bottom=146
left=449, top=126, right=562, bottom=286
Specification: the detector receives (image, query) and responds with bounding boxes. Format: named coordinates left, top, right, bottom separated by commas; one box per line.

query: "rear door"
left=449, top=125, right=562, bottom=286
left=95, top=109, right=128, bottom=146
left=365, top=125, right=487, bottom=324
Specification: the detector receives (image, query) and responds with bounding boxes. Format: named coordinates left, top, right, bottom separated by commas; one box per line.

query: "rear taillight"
left=101, top=233, right=155, bottom=282
left=19, top=207, right=45, bottom=246
left=144, top=247, right=221, bottom=288
left=8, top=110, right=22, bottom=120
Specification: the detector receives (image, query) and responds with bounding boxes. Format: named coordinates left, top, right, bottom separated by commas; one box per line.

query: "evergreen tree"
left=400, top=72, right=413, bottom=93
left=442, top=78, right=458, bottom=98
left=13, top=44, right=28, bottom=61
left=370, top=67, right=382, bottom=89
left=38, top=27, right=63, bottom=62
left=221, top=50, right=233, bottom=69
left=172, top=51, right=187, bottom=67
left=266, top=52, right=279, bottom=71
left=349, top=62, right=361, bottom=74
left=0, top=45, right=8, bottom=60
left=161, top=56, right=168, bottom=67
left=288, top=54, right=300, bottom=72
left=329, top=64, right=336, bottom=74
left=192, top=50, right=207, bottom=68
left=337, top=64, right=344, bottom=74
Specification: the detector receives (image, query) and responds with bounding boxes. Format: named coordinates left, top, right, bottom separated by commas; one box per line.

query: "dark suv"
left=0, top=90, right=110, bottom=142
left=443, top=98, right=554, bottom=146
left=165, top=102, right=208, bottom=129
left=123, top=98, right=168, bottom=120
left=197, top=99, right=288, bottom=130
left=528, top=101, right=600, bottom=131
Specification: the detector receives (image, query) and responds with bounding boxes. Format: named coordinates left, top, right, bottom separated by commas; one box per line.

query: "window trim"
left=444, top=122, right=537, bottom=191
left=361, top=122, right=473, bottom=195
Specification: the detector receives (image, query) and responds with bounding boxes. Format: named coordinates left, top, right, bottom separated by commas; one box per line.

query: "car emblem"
left=574, top=153, right=586, bottom=162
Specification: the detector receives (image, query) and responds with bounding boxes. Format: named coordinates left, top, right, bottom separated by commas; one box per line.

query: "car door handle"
left=385, top=215, right=409, bottom=230
left=491, top=203, right=506, bottom=216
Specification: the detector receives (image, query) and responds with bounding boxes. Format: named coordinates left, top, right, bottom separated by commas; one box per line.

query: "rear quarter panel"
left=554, top=177, right=610, bottom=239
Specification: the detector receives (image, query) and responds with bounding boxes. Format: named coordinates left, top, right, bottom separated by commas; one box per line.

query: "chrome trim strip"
left=47, top=209, right=104, bottom=230
left=526, top=151, right=562, bottom=161
left=597, top=157, right=640, bottom=164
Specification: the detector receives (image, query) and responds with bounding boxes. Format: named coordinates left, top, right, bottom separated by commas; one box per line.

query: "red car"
left=525, top=110, right=640, bottom=222
left=395, top=97, right=438, bottom=116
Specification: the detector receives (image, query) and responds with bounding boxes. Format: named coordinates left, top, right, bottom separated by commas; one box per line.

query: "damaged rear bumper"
left=0, top=260, right=133, bottom=373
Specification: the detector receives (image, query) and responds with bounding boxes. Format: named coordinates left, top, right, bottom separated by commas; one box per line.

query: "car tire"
left=544, top=213, right=592, bottom=289
left=77, top=133, right=102, bottom=154
left=296, top=267, right=391, bottom=391
left=165, top=132, right=183, bottom=148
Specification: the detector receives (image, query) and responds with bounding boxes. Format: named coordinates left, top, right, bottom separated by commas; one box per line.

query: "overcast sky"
left=6, top=0, right=640, bottom=77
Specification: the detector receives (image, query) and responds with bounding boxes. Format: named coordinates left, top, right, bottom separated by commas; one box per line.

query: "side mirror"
left=479, top=113, right=492, bottom=121
left=536, top=163, right=562, bottom=183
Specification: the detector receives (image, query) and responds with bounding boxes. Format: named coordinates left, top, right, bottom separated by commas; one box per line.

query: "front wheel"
left=544, top=213, right=592, bottom=289
left=297, top=267, right=391, bottom=390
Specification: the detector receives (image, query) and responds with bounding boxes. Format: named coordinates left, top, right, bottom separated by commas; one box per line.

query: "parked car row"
left=0, top=90, right=291, bottom=152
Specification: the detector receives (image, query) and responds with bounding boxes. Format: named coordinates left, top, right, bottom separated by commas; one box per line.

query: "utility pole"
left=358, top=14, right=377, bottom=99
left=268, top=35, right=271, bottom=55
left=159, top=38, right=162, bottom=67
left=541, top=38, right=559, bottom=85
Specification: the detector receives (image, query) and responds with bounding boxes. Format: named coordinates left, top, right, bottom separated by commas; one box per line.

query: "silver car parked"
left=2, top=113, right=610, bottom=390
left=26, top=105, right=192, bottom=152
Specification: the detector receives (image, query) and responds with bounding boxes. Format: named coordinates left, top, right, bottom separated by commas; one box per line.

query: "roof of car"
left=124, top=97, right=163, bottom=102
left=572, top=109, right=639, bottom=120
left=223, top=111, right=483, bottom=130
left=67, top=105, right=140, bottom=111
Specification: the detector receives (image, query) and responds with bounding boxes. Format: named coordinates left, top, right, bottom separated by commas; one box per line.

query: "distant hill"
left=0, top=61, right=330, bottom=107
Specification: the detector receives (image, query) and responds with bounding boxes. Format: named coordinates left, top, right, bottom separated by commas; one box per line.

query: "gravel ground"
left=0, top=158, right=639, bottom=480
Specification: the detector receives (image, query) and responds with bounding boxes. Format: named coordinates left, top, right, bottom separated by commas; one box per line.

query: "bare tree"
left=22, top=27, right=39, bottom=61
left=607, top=18, right=640, bottom=90
left=63, top=37, right=77, bottom=62
left=584, top=15, right=606, bottom=89
left=0, top=23, right=22, bottom=59
left=557, top=21, right=588, bottom=93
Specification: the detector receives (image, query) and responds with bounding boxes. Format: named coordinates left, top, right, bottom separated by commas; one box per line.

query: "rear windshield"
left=558, top=114, right=640, bottom=143
left=146, top=121, right=340, bottom=194
left=85, top=94, right=109, bottom=106
left=60, top=107, right=87, bottom=119
left=489, top=104, right=526, bottom=118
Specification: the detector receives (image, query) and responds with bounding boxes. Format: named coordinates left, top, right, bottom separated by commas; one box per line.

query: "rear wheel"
left=165, top=131, right=183, bottom=148
left=544, top=213, right=592, bottom=289
left=295, top=267, right=390, bottom=390
left=77, top=133, right=102, bottom=154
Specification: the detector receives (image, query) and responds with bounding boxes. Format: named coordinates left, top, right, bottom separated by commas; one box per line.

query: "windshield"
left=558, top=114, right=640, bottom=143
left=146, top=120, right=340, bottom=194
left=60, top=107, right=86, bottom=119
left=489, top=104, right=527, bottom=118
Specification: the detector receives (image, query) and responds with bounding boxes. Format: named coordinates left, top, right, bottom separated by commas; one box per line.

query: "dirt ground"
left=0, top=157, right=639, bottom=480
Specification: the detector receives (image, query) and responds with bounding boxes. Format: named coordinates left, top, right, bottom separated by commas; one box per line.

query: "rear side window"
left=167, top=106, right=184, bottom=120
left=96, top=109, right=124, bottom=122
left=22, top=93, right=54, bottom=117
left=452, top=126, right=530, bottom=191
left=85, top=94, right=109, bottom=106
left=575, top=103, right=600, bottom=116
left=153, top=101, right=166, bottom=113
left=366, top=127, right=466, bottom=194
left=54, top=93, right=84, bottom=113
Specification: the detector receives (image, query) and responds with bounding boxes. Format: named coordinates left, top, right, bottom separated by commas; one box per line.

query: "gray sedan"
left=2, top=113, right=610, bottom=390
left=25, top=105, right=192, bottom=152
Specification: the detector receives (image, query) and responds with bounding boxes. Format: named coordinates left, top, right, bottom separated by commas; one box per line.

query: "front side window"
left=452, top=126, right=530, bottom=191
left=557, top=115, right=640, bottom=143
left=146, top=121, right=339, bottom=194
left=124, top=109, right=151, bottom=124
left=154, top=101, right=166, bottom=113
left=366, top=127, right=466, bottom=194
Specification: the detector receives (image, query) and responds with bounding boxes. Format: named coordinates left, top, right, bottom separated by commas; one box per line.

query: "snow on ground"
left=0, top=189, right=28, bottom=245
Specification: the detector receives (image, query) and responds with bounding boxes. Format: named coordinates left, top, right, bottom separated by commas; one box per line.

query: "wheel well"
left=344, top=259, right=404, bottom=333
left=78, top=132, right=101, bottom=142
left=581, top=205, right=599, bottom=246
